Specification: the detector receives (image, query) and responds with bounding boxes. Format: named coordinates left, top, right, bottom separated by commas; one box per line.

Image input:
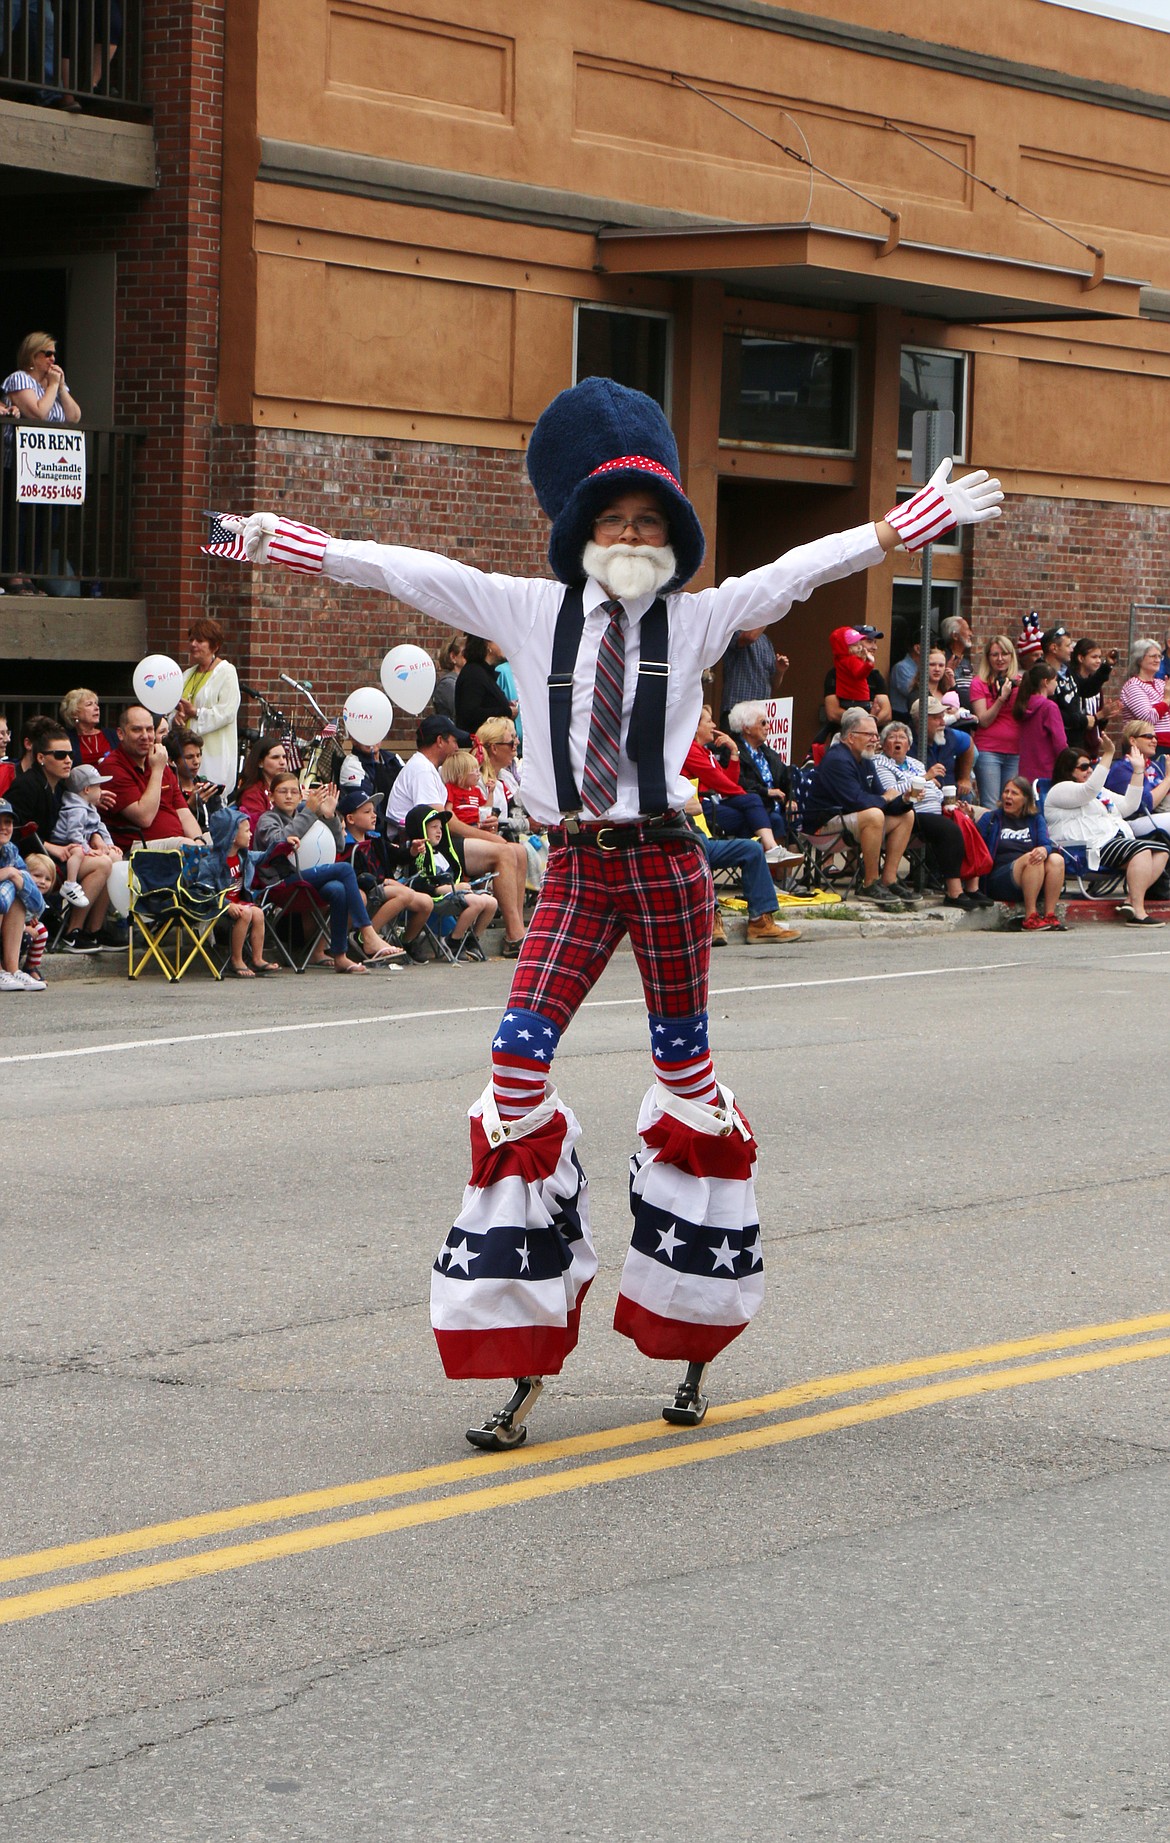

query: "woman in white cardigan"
left=1044, top=732, right=1170, bottom=925
left=177, top=617, right=241, bottom=794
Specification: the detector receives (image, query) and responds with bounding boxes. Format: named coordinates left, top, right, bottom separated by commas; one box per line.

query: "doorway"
left=715, top=478, right=876, bottom=760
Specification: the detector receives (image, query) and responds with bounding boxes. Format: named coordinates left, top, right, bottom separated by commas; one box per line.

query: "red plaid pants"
left=505, top=836, right=714, bottom=1031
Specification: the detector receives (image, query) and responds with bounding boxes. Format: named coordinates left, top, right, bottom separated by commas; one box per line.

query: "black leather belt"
left=548, top=815, right=695, bottom=852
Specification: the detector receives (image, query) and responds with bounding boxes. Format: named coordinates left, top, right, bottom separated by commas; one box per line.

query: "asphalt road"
left=2, top=929, right=1169, bottom=1841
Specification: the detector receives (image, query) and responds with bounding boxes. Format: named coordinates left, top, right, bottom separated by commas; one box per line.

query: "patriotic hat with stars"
left=526, top=377, right=705, bottom=591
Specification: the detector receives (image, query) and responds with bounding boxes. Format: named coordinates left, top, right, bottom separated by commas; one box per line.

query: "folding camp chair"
left=253, top=841, right=331, bottom=972
left=128, top=843, right=228, bottom=980
left=788, top=760, right=862, bottom=896
left=1032, top=780, right=1128, bottom=902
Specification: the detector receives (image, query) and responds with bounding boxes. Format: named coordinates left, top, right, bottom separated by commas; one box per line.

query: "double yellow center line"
left=4, top=1311, right=1169, bottom=1626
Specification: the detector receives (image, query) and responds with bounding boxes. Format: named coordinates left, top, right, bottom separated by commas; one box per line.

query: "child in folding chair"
left=403, top=803, right=496, bottom=955
left=336, top=785, right=434, bottom=960
left=254, top=773, right=403, bottom=973
left=208, top=805, right=283, bottom=976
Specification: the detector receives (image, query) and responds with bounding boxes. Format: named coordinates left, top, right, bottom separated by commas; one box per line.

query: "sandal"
left=363, top=944, right=404, bottom=965
left=225, top=963, right=256, bottom=977
left=252, top=961, right=283, bottom=975
left=334, top=957, right=370, bottom=973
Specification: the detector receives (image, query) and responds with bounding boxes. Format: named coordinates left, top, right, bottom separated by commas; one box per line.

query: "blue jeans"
left=297, top=860, right=372, bottom=955
left=705, top=791, right=774, bottom=838
left=705, top=836, right=777, bottom=918
left=975, top=750, right=1019, bottom=807
left=0, top=871, right=45, bottom=920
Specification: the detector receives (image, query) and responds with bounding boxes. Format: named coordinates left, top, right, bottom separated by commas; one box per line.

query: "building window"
left=574, top=305, right=671, bottom=412
left=890, top=580, right=962, bottom=665
left=719, top=333, right=856, bottom=454
left=898, top=347, right=967, bottom=458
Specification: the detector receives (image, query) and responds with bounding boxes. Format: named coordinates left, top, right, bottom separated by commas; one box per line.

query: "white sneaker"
left=764, top=846, right=804, bottom=867
left=61, top=880, right=90, bottom=908
left=0, top=969, right=25, bottom=991
left=12, top=968, right=46, bottom=990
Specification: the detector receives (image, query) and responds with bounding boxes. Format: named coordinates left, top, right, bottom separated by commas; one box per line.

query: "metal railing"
left=1, top=0, right=144, bottom=111
left=1, top=424, right=142, bottom=595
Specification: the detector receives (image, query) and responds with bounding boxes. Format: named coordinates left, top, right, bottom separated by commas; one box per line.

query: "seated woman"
left=1044, top=734, right=1170, bottom=926
left=237, top=733, right=288, bottom=824
left=683, top=707, right=800, bottom=867
left=1013, top=661, right=1068, bottom=785
left=253, top=773, right=403, bottom=972
left=727, top=701, right=793, bottom=835
left=872, top=721, right=988, bottom=910
left=976, top=777, right=1066, bottom=930
left=1118, top=638, right=1170, bottom=755
left=1105, top=720, right=1170, bottom=845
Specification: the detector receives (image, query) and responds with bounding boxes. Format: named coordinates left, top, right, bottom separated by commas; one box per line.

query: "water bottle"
left=88, top=580, right=103, bottom=597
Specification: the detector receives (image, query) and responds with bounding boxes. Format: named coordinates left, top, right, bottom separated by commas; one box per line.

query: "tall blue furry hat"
left=526, top=378, right=705, bottom=591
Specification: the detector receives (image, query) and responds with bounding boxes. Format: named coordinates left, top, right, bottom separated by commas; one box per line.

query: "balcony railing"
left=1, top=0, right=144, bottom=112
left=1, top=424, right=142, bottom=596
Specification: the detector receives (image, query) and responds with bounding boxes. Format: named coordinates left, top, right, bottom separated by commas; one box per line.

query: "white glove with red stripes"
left=884, top=459, right=1003, bottom=551
left=242, top=513, right=330, bottom=573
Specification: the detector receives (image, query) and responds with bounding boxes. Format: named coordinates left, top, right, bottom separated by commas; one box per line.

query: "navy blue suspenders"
left=547, top=587, right=671, bottom=818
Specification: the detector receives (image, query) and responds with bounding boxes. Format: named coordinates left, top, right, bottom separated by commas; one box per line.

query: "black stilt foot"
left=662, top=1360, right=710, bottom=1427
left=466, top=1376, right=544, bottom=1451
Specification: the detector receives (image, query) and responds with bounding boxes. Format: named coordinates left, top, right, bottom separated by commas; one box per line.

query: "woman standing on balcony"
left=3, top=333, right=81, bottom=595
left=175, top=618, right=241, bottom=794
left=3, top=333, right=82, bottom=427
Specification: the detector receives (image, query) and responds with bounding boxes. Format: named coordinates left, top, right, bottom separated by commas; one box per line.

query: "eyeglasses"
left=594, top=513, right=668, bottom=540
left=43, top=749, right=73, bottom=759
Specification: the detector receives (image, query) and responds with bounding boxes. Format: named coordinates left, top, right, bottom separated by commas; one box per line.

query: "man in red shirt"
left=106, top=704, right=204, bottom=854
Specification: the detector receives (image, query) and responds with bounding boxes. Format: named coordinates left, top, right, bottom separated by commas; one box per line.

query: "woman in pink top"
left=1014, top=661, right=1068, bottom=784
left=1119, top=639, right=1170, bottom=750
left=970, top=634, right=1022, bottom=806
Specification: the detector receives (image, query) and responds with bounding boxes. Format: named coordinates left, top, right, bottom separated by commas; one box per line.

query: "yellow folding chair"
left=127, top=844, right=228, bottom=981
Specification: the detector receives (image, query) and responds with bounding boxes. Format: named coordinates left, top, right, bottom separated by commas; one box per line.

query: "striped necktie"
left=580, top=598, right=626, bottom=817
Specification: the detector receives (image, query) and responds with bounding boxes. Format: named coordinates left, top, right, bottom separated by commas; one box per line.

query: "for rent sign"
left=762, top=696, right=793, bottom=763
left=15, top=426, right=86, bottom=504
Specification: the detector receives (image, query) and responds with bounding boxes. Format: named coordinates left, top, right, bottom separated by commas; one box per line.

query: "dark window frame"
left=718, top=329, right=858, bottom=457
left=572, top=303, right=673, bottom=416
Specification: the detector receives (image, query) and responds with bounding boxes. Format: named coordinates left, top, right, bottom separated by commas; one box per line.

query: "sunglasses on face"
left=43, top=749, right=73, bottom=759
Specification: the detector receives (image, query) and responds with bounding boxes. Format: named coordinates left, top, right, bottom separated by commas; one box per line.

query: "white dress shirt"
left=386, top=749, right=447, bottom=827
left=322, top=525, right=885, bottom=828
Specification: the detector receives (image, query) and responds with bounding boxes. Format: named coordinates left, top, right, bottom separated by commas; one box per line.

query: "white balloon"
left=380, top=644, right=436, bottom=716
left=132, top=654, right=184, bottom=716
left=294, top=820, right=337, bottom=871
left=342, top=686, right=394, bottom=746
left=106, top=859, right=131, bottom=917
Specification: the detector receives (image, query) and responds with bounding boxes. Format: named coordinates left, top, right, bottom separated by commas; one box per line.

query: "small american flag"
left=200, top=511, right=248, bottom=561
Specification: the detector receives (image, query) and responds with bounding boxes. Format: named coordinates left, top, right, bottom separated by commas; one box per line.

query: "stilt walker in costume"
left=233, top=380, right=1002, bottom=1447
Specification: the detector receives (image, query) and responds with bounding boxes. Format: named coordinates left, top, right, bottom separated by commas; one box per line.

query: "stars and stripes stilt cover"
left=431, top=1087, right=598, bottom=1380
left=614, top=1083, right=764, bottom=1362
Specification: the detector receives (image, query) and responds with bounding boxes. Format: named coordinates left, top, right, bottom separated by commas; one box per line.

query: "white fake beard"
left=582, top=539, right=676, bottom=602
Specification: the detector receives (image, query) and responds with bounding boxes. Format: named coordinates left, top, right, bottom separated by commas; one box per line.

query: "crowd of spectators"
left=4, top=609, right=1169, bottom=992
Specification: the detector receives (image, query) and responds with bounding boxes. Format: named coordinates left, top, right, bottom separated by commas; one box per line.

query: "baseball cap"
left=841, top=625, right=884, bottom=645
left=337, top=786, right=382, bottom=818
left=67, top=764, right=112, bottom=793
left=909, top=696, right=946, bottom=719
left=416, top=714, right=458, bottom=746
left=0, top=799, right=12, bottom=818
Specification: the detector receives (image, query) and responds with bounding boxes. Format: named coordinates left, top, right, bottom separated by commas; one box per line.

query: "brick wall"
left=206, top=428, right=550, bottom=748
left=967, top=495, right=1170, bottom=663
